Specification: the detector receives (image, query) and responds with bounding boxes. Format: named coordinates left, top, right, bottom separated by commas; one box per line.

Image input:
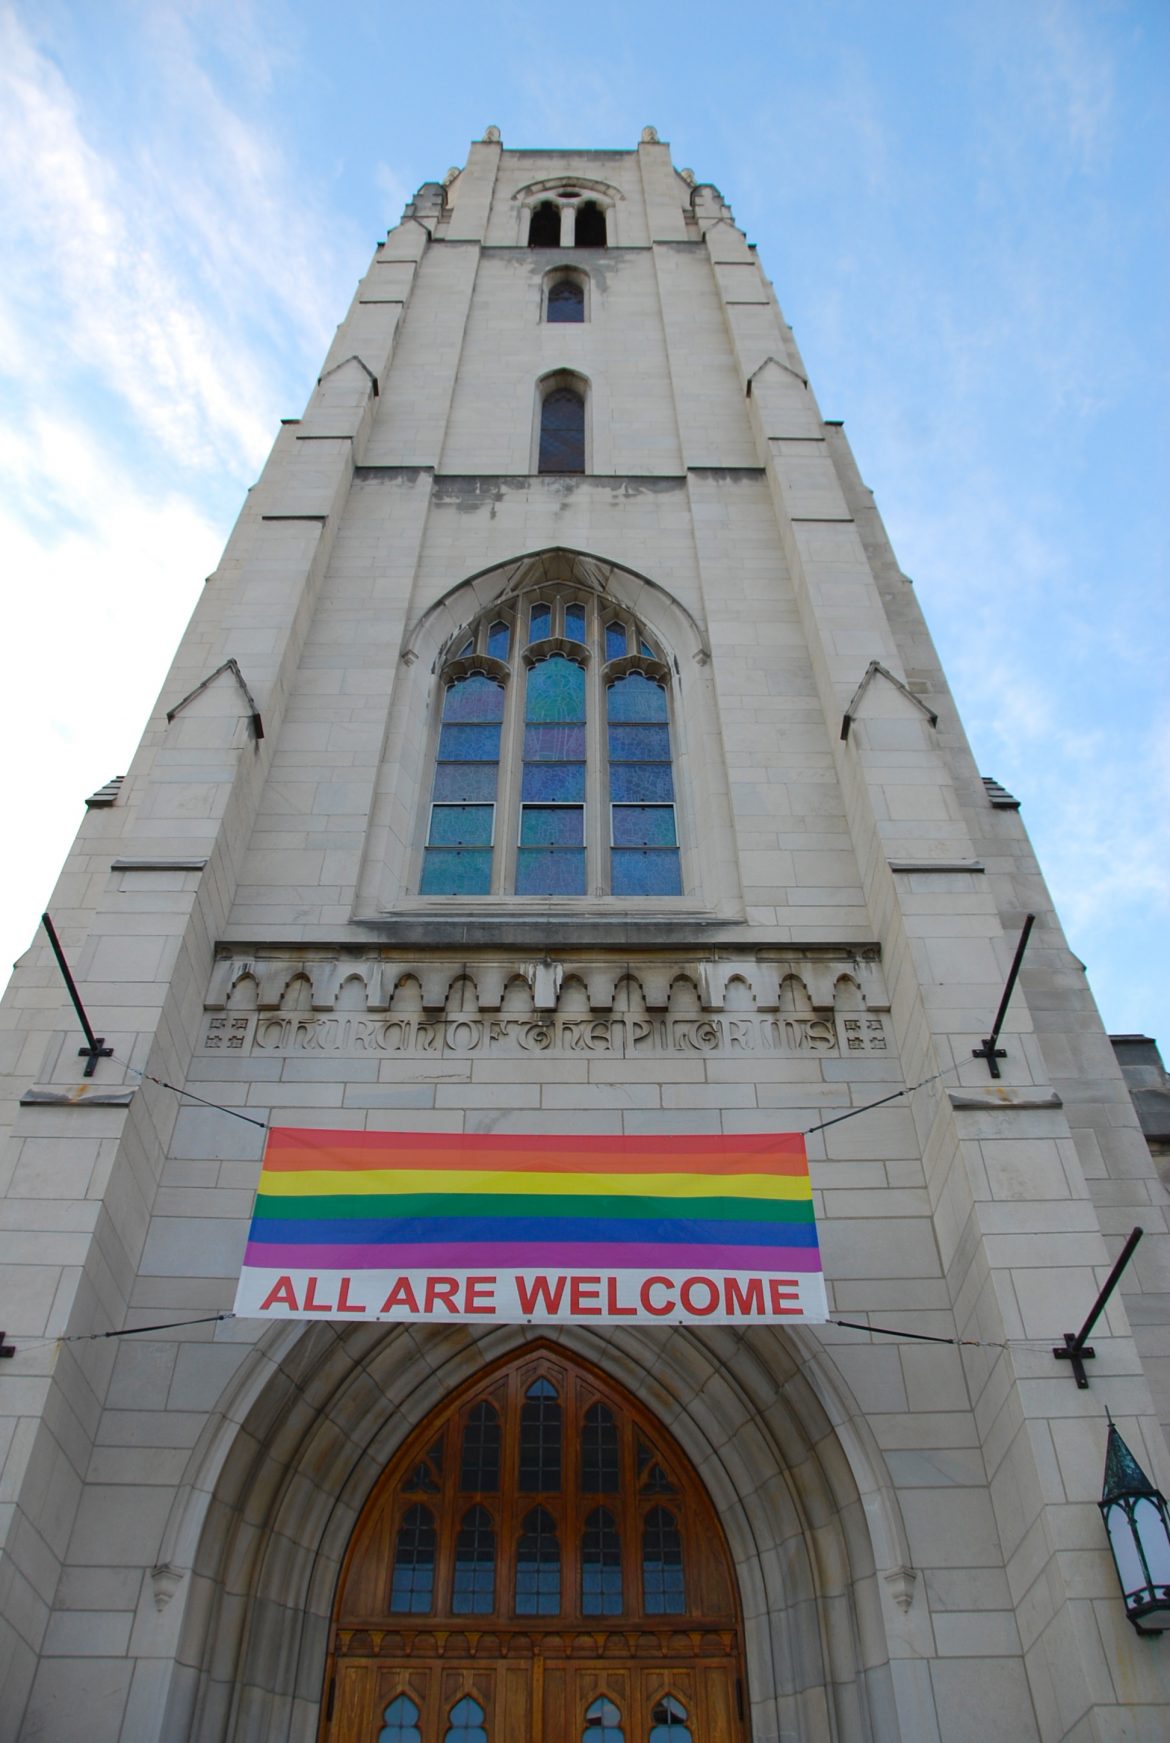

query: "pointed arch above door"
left=321, top=1341, right=747, bottom=1743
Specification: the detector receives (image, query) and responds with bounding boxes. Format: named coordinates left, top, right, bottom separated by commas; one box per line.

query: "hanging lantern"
left=1099, top=1415, right=1170, bottom=1632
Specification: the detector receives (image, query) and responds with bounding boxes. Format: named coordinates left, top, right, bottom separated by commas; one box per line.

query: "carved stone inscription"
left=202, top=949, right=893, bottom=1059
left=204, top=1011, right=893, bottom=1057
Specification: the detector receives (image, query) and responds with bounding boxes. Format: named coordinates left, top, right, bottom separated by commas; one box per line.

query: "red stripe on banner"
left=260, top=1128, right=808, bottom=1176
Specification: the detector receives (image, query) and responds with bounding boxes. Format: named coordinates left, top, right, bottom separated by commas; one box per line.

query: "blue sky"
left=1, top=0, right=1167, bottom=1039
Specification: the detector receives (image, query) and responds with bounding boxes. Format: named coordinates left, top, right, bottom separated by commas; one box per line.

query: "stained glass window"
left=548, top=279, right=584, bottom=322
left=515, top=1506, right=561, bottom=1614
left=519, top=1378, right=562, bottom=1491
left=421, top=599, right=684, bottom=900
left=518, top=658, right=585, bottom=895
left=607, top=674, right=680, bottom=896
left=539, top=388, right=585, bottom=474
left=583, top=1696, right=625, bottom=1742
left=422, top=674, right=504, bottom=895
left=390, top=1505, right=436, bottom=1613
left=582, top=1507, right=622, bottom=1615
left=452, top=1506, right=496, bottom=1614
left=642, top=1508, right=685, bottom=1614
left=379, top=1694, right=422, bottom=1743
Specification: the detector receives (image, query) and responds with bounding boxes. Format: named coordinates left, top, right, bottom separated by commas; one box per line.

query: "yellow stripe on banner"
left=256, top=1167, right=812, bottom=1203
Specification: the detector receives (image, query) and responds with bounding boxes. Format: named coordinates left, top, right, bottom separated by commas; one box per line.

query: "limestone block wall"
left=1, top=134, right=1168, bottom=1742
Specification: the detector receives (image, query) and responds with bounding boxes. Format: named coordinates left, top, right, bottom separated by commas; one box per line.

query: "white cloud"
left=0, top=3, right=363, bottom=973
left=1, top=406, right=224, bottom=967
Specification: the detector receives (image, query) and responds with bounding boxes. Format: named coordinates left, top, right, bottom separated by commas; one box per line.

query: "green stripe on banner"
left=251, top=1191, right=817, bottom=1226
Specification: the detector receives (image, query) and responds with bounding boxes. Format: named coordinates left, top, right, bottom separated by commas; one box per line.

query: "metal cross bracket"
left=972, top=913, right=1035, bottom=1078
left=1053, top=1226, right=1143, bottom=1388
left=41, top=913, right=113, bottom=1077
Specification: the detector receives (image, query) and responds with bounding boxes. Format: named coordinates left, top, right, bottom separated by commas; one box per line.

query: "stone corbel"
left=883, top=1566, right=917, bottom=1613
left=151, top=1563, right=184, bottom=1612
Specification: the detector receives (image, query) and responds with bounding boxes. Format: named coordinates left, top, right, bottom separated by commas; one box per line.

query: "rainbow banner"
left=233, top=1128, right=827, bottom=1325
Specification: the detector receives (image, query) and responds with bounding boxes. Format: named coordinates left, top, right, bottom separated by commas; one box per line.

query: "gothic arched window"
left=539, top=386, right=586, bottom=473
left=546, top=276, right=585, bottom=323
left=419, top=592, right=681, bottom=900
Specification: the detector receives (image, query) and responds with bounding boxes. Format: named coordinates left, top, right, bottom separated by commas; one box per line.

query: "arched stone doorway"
left=160, top=1322, right=912, bottom=1741
left=320, top=1342, right=747, bottom=1743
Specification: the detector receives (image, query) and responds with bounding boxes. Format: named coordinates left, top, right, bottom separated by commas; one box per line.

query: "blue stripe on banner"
left=243, top=1214, right=822, bottom=1249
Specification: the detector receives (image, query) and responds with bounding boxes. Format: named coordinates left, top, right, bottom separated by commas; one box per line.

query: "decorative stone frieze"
left=202, top=947, right=891, bottom=1060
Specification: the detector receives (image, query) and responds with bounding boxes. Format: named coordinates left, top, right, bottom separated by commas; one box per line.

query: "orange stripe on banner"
left=260, top=1128, right=808, bottom=1177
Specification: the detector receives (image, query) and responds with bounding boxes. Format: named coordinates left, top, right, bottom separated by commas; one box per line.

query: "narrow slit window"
left=515, top=1505, right=561, bottom=1614
left=517, top=659, right=586, bottom=896
left=564, top=602, right=586, bottom=642
left=582, top=1506, right=623, bottom=1615
left=607, top=674, right=680, bottom=896
left=452, top=1505, right=496, bottom=1614
left=390, top=1504, right=436, bottom=1613
left=421, top=674, right=504, bottom=895
left=539, top=387, right=585, bottom=474
left=547, top=279, right=585, bottom=322
left=518, top=1377, right=562, bottom=1490
left=642, top=1507, right=685, bottom=1614
left=487, top=619, right=510, bottom=659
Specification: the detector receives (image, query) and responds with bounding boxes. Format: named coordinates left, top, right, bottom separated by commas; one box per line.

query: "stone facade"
left=1, top=131, right=1168, bottom=1741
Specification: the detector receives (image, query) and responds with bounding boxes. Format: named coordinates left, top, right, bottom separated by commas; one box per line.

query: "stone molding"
left=202, top=947, right=893, bottom=1061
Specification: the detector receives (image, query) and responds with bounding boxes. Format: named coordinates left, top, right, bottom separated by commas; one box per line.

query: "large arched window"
left=420, top=591, right=682, bottom=900
left=323, top=1346, right=744, bottom=1743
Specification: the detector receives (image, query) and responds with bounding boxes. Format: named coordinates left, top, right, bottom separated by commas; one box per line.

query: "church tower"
left=1, top=129, right=1168, bottom=1742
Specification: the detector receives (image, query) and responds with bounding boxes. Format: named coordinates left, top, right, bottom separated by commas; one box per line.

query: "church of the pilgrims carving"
left=2, top=128, right=1169, bottom=1742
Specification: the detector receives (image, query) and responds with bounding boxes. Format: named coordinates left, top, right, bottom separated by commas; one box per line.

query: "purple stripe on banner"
left=241, top=1239, right=822, bottom=1272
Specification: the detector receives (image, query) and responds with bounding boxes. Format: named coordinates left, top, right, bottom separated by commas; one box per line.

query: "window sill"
left=353, top=899, right=745, bottom=947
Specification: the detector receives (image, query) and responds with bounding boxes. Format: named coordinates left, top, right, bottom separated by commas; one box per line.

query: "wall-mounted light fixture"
left=1099, top=1414, right=1170, bottom=1633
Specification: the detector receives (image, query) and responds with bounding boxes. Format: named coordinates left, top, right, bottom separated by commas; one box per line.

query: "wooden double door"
left=331, top=1652, right=740, bottom=1742
left=321, top=1345, right=748, bottom=1743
